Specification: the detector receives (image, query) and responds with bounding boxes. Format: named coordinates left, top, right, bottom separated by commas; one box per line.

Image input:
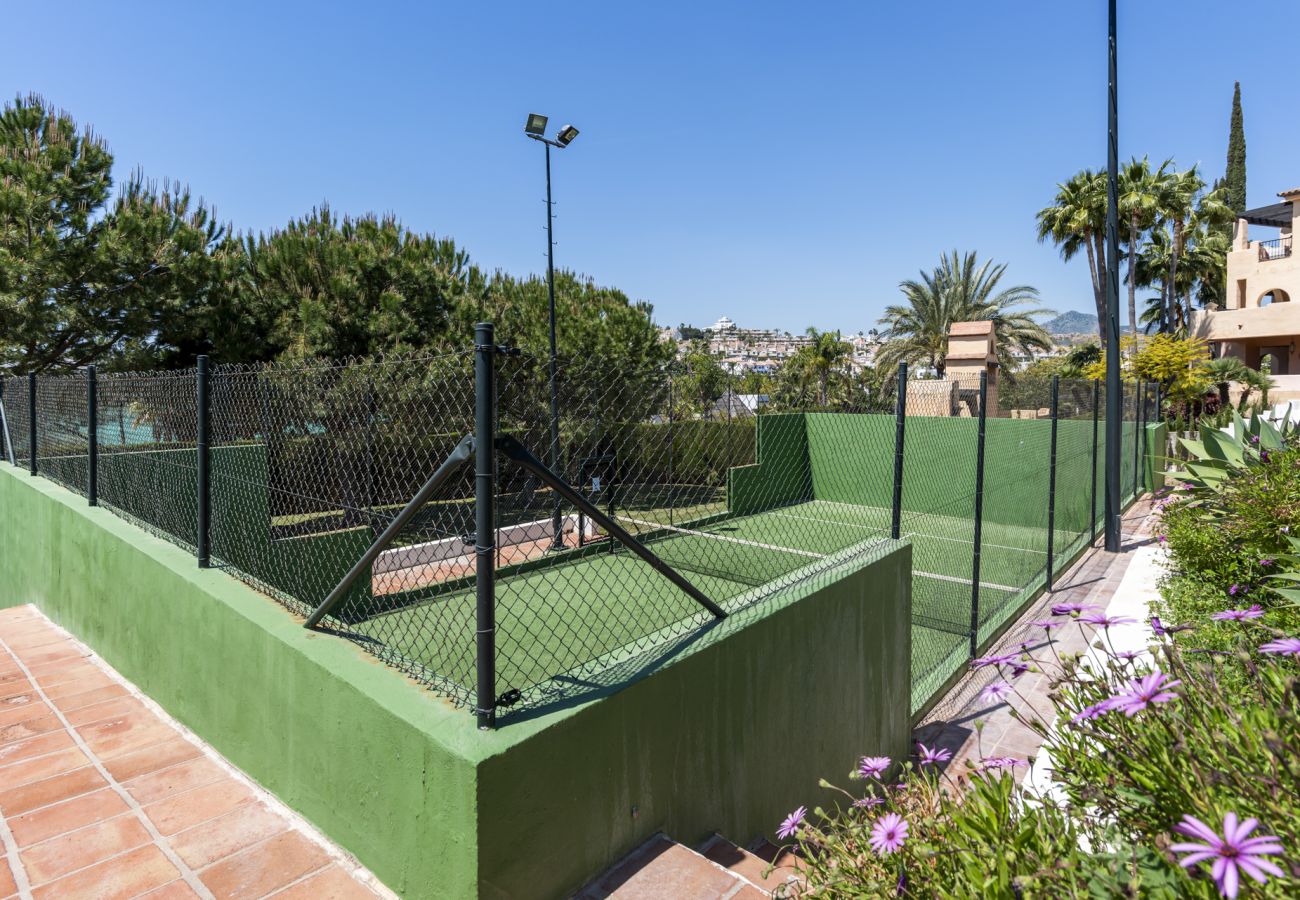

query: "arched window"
left=1258, top=288, right=1292, bottom=307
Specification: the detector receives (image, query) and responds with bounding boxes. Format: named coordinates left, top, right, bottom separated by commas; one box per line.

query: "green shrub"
left=1159, top=442, right=1300, bottom=604
left=784, top=612, right=1299, bottom=897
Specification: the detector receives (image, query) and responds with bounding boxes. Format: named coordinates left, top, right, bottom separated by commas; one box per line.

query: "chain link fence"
left=0, top=338, right=1162, bottom=725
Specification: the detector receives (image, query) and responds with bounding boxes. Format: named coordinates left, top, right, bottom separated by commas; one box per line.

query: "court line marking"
left=806, top=499, right=1060, bottom=548
left=769, top=506, right=1052, bottom=558
left=914, top=570, right=1020, bottom=593
left=904, top=531, right=1050, bottom=556
left=770, top=510, right=883, bottom=531
left=616, top=515, right=825, bottom=559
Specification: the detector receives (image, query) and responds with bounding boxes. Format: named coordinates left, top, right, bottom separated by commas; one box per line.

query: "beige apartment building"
left=1193, top=186, right=1300, bottom=401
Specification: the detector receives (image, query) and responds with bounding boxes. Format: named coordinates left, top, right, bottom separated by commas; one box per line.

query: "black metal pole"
left=1046, top=375, right=1060, bottom=590
left=545, top=142, right=564, bottom=551
left=668, top=367, right=675, bottom=528
left=1133, top=381, right=1144, bottom=497
left=28, top=373, right=37, bottom=476
left=891, top=362, right=908, bottom=540
left=196, top=356, right=211, bottom=568
left=1103, top=0, right=1122, bottom=552
left=1091, top=379, right=1100, bottom=544
left=475, top=322, right=498, bottom=730
left=87, top=366, right=98, bottom=506
left=1153, top=382, right=1162, bottom=488
left=968, top=370, right=988, bottom=657
left=0, top=380, right=13, bottom=468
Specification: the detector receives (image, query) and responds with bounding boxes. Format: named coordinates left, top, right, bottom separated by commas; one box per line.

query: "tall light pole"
left=1104, top=0, right=1122, bottom=552
left=524, top=113, right=580, bottom=550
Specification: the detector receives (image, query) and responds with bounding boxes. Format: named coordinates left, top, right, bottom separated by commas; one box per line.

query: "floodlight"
left=556, top=125, right=579, bottom=147
left=524, top=113, right=548, bottom=136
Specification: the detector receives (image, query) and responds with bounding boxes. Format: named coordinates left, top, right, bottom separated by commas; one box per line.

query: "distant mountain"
left=1043, top=311, right=1136, bottom=336
left=1044, top=311, right=1099, bottom=334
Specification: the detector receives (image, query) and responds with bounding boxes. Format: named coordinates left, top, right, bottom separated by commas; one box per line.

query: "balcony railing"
left=1258, top=235, right=1293, bottom=261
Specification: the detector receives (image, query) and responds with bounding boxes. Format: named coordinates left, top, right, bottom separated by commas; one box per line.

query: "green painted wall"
left=728, top=413, right=812, bottom=515
left=475, top=542, right=912, bottom=899
left=804, top=412, right=896, bottom=509
left=1146, top=421, right=1167, bottom=490
left=800, top=413, right=1138, bottom=535
left=0, top=465, right=912, bottom=899
left=0, top=466, right=481, bottom=897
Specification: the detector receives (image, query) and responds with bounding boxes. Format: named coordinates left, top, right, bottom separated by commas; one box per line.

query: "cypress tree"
left=1225, top=81, right=1247, bottom=214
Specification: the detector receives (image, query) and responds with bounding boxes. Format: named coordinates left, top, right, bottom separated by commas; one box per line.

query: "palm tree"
left=1138, top=213, right=1232, bottom=334
left=1119, top=158, right=1171, bottom=342
left=791, top=328, right=851, bottom=406
left=1203, top=356, right=1248, bottom=408
left=876, top=251, right=1052, bottom=377
left=1037, top=169, right=1108, bottom=343
left=1236, top=367, right=1273, bottom=412
left=1152, top=168, right=1233, bottom=331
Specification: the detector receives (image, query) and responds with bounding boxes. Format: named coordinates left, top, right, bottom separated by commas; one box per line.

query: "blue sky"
left=5, top=0, right=1298, bottom=334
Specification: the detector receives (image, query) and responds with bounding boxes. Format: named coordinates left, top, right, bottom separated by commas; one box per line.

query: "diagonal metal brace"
left=494, top=434, right=726, bottom=620
left=0, top=397, right=13, bottom=466
left=304, top=433, right=476, bottom=629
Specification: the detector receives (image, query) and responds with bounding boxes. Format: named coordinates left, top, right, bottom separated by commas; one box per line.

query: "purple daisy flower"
left=1158, top=534, right=1167, bottom=544
left=970, top=653, right=1019, bottom=670
left=1259, top=558, right=1274, bottom=567
left=916, top=743, right=952, bottom=766
left=1051, top=602, right=1100, bottom=617
left=1261, top=449, right=1271, bottom=463
left=979, top=680, right=1013, bottom=704
left=858, top=756, right=891, bottom=779
left=1228, top=584, right=1246, bottom=597
left=1115, top=649, right=1141, bottom=660
left=1171, top=813, right=1284, bottom=898
left=853, top=796, right=885, bottom=809
left=1079, top=611, right=1138, bottom=629
left=1032, top=619, right=1060, bottom=632
left=1071, top=700, right=1114, bottom=724
left=776, top=806, right=806, bottom=841
left=868, top=813, right=909, bottom=856
left=1107, top=672, right=1181, bottom=716
left=980, top=756, right=1025, bottom=771
left=1151, top=616, right=1193, bottom=636
left=1213, top=605, right=1265, bottom=622
left=1260, top=637, right=1300, bottom=658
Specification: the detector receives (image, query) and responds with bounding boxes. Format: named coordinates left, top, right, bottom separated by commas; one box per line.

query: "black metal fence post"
left=1153, top=382, right=1162, bottom=488
left=28, top=373, right=37, bottom=476
left=87, top=366, right=98, bottom=506
left=1046, top=375, right=1059, bottom=590
left=474, top=322, right=498, bottom=730
left=196, top=356, right=211, bottom=568
left=0, top=379, right=6, bottom=464
left=968, top=370, right=988, bottom=657
left=1132, top=381, right=1143, bottom=498
left=667, top=366, right=675, bottom=528
left=1091, top=379, right=1100, bottom=544
left=891, top=362, right=907, bottom=540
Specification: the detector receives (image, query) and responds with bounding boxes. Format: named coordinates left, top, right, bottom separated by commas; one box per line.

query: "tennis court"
left=348, top=495, right=1084, bottom=712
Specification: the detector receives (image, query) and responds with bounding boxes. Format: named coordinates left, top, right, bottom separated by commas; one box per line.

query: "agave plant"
left=1262, top=535, right=1300, bottom=607
left=1174, top=407, right=1295, bottom=495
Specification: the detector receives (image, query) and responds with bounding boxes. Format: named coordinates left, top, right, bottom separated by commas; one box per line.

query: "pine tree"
left=1224, top=82, right=1247, bottom=214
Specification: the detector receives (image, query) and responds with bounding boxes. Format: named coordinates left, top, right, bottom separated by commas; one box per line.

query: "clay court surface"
left=0, top=605, right=391, bottom=900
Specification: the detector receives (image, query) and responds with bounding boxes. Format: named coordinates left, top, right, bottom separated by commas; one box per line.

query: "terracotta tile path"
left=0, top=605, right=393, bottom=900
